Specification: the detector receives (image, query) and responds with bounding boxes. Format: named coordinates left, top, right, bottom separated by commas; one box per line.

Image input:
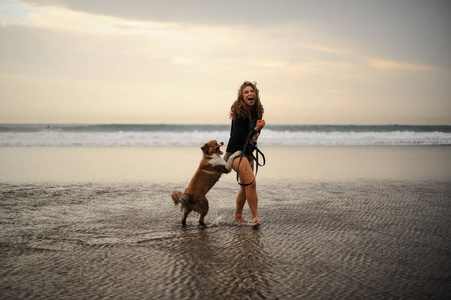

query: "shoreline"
left=0, top=145, right=450, bottom=183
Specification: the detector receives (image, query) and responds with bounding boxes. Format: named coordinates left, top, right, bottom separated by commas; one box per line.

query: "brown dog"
left=171, top=140, right=241, bottom=227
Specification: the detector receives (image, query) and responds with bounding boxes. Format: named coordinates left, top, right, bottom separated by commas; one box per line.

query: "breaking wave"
left=1, top=124, right=450, bottom=146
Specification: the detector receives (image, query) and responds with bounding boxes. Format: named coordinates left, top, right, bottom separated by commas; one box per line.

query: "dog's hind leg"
left=199, top=213, right=207, bottom=227
left=172, top=191, right=192, bottom=226
left=198, top=198, right=209, bottom=227
left=199, top=214, right=207, bottom=227
left=181, top=206, right=191, bottom=227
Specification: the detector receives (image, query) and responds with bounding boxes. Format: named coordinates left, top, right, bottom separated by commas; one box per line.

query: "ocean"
left=1, top=124, right=450, bottom=147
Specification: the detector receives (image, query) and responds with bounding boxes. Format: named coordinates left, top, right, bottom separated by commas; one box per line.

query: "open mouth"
left=215, top=142, right=224, bottom=155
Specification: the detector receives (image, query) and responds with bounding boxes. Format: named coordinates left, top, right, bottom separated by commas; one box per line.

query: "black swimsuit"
left=226, top=113, right=259, bottom=155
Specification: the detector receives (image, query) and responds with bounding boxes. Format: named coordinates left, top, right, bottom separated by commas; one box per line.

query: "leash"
left=236, top=129, right=266, bottom=186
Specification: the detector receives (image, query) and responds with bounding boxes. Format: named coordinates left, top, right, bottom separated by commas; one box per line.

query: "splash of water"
left=210, top=214, right=223, bottom=226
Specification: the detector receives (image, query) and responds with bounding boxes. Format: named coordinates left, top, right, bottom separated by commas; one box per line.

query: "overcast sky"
left=0, top=0, right=450, bottom=124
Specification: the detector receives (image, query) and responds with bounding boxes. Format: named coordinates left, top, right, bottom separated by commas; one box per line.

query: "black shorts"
left=224, top=151, right=254, bottom=163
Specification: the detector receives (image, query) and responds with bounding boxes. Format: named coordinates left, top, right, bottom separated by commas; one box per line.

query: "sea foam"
left=0, top=124, right=450, bottom=146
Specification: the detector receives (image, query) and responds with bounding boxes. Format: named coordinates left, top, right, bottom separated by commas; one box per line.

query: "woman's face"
left=242, top=85, right=256, bottom=108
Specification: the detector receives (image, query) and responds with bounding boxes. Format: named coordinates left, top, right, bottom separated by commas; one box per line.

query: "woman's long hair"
left=229, top=81, right=264, bottom=120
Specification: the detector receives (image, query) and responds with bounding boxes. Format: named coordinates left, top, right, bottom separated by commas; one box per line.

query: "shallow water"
left=1, top=180, right=450, bottom=299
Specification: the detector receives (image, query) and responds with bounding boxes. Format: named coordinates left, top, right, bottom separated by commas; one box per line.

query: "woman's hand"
left=255, top=119, right=266, bottom=131
left=249, top=133, right=259, bottom=144
left=250, top=120, right=265, bottom=144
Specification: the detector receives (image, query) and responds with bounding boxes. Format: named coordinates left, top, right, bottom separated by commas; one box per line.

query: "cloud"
left=26, top=4, right=181, bottom=36
left=369, top=58, right=437, bottom=71
left=17, top=0, right=309, bottom=26
left=173, top=57, right=193, bottom=66
left=1, top=0, right=450, bottom=124
left=304, top=44, right=347, bottom=55
left=0, top=0, right=38, bottom=25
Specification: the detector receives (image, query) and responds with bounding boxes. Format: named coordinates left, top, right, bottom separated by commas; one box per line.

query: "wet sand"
left=1, top=146, right=450, bottom=299
left=1, top=146, right=450, bottom=183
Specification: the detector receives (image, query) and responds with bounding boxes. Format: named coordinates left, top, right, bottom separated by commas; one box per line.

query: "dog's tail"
left=171, top=190, right=190, bottom=209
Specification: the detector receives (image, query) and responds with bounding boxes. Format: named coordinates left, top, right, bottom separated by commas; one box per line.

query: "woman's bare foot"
left=251, top=218, right=260, bottom=228
left=233, top=216, right=250, bottom=222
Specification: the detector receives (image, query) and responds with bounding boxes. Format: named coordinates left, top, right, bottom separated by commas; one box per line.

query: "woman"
left=224, top=81, right=266, bottom=228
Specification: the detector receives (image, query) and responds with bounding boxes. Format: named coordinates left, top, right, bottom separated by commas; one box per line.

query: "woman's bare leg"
left=233, top=186, right=249, bottom=221
left=232, top=158, right=259, bottom=225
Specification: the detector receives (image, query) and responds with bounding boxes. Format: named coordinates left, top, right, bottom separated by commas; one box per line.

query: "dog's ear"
left=201, top=143, right=209, bottom=154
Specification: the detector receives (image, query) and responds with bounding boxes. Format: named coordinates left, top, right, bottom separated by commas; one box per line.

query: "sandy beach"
left=1, top=146, right=450, bottom=299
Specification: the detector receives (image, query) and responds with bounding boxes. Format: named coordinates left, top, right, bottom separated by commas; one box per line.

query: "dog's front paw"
left=226, top=150, right=242, bottom=171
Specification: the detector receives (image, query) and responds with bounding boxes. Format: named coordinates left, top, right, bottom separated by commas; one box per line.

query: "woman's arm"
left=249, top=120, right=265, bottom=144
